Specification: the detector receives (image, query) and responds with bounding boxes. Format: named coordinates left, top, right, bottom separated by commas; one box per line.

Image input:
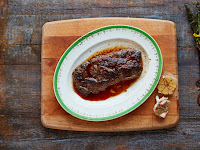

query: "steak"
left=72, top=49, right=143, bottom=96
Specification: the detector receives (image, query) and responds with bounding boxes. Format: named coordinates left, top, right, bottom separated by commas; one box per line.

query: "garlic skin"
left=153, top=96, right=171, bottom=118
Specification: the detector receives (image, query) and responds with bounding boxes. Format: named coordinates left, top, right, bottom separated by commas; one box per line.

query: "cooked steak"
left=72, top=49, right=143, bottom=96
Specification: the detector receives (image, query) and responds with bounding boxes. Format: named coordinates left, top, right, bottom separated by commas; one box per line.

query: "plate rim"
left=53, top=25, right=163, bottom=121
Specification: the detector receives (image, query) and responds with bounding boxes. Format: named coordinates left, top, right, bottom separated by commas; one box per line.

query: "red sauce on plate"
left=73, top=78, right=137, bottom=101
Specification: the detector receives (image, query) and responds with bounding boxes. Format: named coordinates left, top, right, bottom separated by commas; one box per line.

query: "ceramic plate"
left=53, top=25, right=162, bottom=121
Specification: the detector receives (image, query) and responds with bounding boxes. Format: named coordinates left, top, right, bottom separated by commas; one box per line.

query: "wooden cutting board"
left=41, top=18, right=179, bottom=131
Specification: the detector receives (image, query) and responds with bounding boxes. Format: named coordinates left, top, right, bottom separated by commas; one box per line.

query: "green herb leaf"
left=185, top=2, right=200, bottom=51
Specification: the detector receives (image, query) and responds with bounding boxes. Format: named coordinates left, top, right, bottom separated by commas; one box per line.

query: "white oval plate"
left=53, top=25, right=162, bottom=121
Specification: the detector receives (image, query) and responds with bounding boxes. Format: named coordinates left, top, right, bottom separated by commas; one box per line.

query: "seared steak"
left=72, top=49, right=143, bottom=96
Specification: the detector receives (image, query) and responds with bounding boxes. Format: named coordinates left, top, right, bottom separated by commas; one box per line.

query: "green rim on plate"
left=53, top=25, right=162, bottom=121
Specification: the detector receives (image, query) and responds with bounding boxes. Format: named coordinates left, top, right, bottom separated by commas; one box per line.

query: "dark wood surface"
left=0, top=0, right=199, bottom=149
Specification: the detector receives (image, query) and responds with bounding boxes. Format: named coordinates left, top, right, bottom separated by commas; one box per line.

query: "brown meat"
left=72, top=49, right=143, bottom=96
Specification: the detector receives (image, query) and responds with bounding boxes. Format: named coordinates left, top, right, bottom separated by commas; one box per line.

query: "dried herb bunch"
left=185, top=2, right=200, bottom=105
left=185, top=2, right=200, bottom=51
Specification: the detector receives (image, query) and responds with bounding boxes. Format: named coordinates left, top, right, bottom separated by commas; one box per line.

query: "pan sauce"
left=73, top=46, right=141, bottom=101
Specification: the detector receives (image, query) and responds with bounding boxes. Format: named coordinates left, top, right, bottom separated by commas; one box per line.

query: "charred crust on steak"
left=72, top=49, right=143, bottom=96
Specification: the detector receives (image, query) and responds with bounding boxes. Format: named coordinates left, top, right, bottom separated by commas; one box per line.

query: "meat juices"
left=72, top=49, right=143, bottom=97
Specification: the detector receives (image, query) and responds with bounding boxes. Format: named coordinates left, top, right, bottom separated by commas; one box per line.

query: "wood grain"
left=1, top=0, right=200, bottom=149
left=41, top=18, right=179, bottom=131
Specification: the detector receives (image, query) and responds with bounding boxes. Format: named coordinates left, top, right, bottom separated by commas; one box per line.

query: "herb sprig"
left=185, top=2, right=200, bottom=105
left=185, top=2, right=200, bottom=51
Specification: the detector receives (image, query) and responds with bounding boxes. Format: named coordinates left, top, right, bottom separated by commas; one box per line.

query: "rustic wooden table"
left=0, top=0, right=200, bottom=149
